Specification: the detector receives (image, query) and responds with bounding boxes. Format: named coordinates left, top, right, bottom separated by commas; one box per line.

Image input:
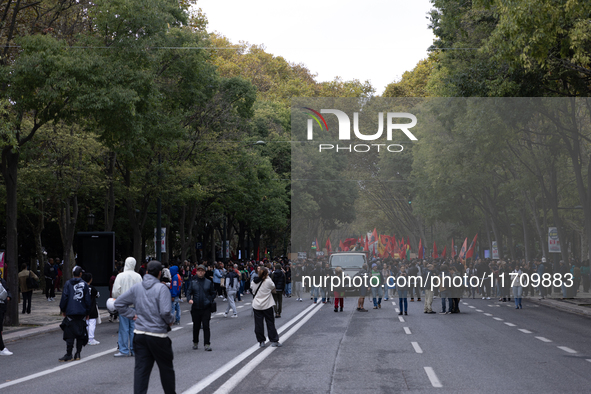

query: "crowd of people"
left=1, top=252, right=589, bottom=393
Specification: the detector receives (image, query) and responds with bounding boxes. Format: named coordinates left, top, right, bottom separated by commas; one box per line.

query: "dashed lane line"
left=411, top=342, right=423, bottom=354
left=536, top=337, right=552, bottom=343
left=557, top=346, right=577, bottom=354
left=172, top=327, right=183, bottom=331
left=518, top=329, right=532, bottom=334
left=403, top=327, right=411, bottom=335
left=475, top=309, right=483, bottom=312
left=398, top=316, right=405, bottom=323
left=484, top=313, right=493, bottom=316
left=504, top=323, right=516, bottom=327
left=468, top=306, right=476, bottom=309
left=493, top=317, right=503, bottom=321
left=424, top=367, right=443, bottom=388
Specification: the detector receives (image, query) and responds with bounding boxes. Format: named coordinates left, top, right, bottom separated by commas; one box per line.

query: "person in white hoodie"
left=251, top=267, right=281, bottom=348
left=111, top=257, right=142, bottom=357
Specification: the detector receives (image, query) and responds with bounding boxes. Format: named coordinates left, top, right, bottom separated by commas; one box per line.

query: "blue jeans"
left=312, top=286, right=326, bottom=302
left=371, top=286, right=383, bottom=307
left=118, top=314, right=135, bottom=355
left=285, top=283, right=292, bottom=296
left=183, top=281, right=190, bottom=299
left=440, top=290, right=449, bottom=312
left=399, top=297, right=408, bottom=312
left=172, top=297, right=181, bottom=323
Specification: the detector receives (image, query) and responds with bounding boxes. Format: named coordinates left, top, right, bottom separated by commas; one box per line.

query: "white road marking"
left=493, top=317, right=503, bottom=321
left=395, top=308, right=400, bottom=313
left=557, top=346, right=577, bottom=354
left=0, top=348, right=118, bottom=390
left=586, top=359, right=591, bottom=363
left=536, top=336, right=552, bottom=343
left=518, top=329, right=531, bottom=334
left=398, top=316, right=405, bottom=322
left=216, top=312, right=224, bottom=316
left=504, top=323, right=516, bottom=327
left=424, top=367, right=442, bottom=388
left=183, top=310, right=190, bottom=313
left=183, top=303, right=321, bottom=394
left=484, top=313, right=493, bottom=316
left=244, top=302, right=251, bottom=305
left=403, top=327, right=411, bottom=335
left=392, top=302, right=397, bottom=306
left=237, top=306, right=244, bottom=309
left=475, top=309, right=483, bottom=312
left=208, top=304, right=324, bottom=394
left=462, top=302, right=468, bottom=305
left=411, top=342, right=423, bottom=354
left=187, top=322, right=193, bottom=325
left=172, top=327, right=183, bottom=331
left=468, top=306, right=475, bottom=309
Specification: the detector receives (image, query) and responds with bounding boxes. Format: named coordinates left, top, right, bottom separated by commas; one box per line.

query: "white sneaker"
left=223, top=313, right=228, bottom=318
left=88, top=339, right=100, bottom=345
left=222, top=298, right=227, bottom=302
left=486, top=297, right=491, bottom=300
left=482, top=297, right=485, bottom=299
left=0, top=348, right=13, bottom=356
left=231, top=314, right=238, bottom=318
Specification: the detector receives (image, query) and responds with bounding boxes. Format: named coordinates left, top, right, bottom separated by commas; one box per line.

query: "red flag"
left=365, top=235, right=369, bottom=251
left=433, top=242, right=438, bottom=258
left=466, top=234, right=478, bottom=259
left=339, top=240, right=345, bottom=252
left=441, top=246, right=447, bottom=258
left=326, top=238, right=332, bottom=254
left=370, top=228, right=378, bottom=245
left=459, top=238, right=468, bottom=261
left=418, top=239, right=423, bottom=259
left=343, top=238, right=357, bottom=250
left=451, top=239, right=455, bottom=259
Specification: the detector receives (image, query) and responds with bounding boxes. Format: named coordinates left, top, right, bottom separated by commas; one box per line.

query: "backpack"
left=26, top=271, right=40, bottom=289
left=0, top=281, right=7, bottom=301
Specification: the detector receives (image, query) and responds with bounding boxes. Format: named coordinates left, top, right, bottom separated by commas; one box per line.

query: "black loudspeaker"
left=76, top=232, right=115, bottom=287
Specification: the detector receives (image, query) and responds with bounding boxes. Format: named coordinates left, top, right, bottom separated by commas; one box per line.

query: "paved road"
left=2, top=296, right=591, bottom=393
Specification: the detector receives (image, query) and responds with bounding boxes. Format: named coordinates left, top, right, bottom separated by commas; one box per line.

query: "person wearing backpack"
left=18, top=263, right=39, bottom=314
left=271, top=264, right=286, bottom=318
left=0, top=275, right=13, bottom=355
left=169, top=265, right=182, bottom=325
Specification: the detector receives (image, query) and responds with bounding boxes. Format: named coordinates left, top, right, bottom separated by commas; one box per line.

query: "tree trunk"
left=59, top=196, right=79, bottom=282
left=1, top=147, right=19, bottom=326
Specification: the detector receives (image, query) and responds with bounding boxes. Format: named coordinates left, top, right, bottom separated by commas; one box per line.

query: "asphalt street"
left=2, top=295, right=591, bottom=393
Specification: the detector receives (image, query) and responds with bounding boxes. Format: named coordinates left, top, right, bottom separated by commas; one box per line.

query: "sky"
left=198, top=0, right=436, bottom=95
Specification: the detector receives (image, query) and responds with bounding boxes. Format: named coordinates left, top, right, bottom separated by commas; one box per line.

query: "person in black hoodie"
left=271, top=264, right=286, bottom=318
left=0, top=276, right=13, bottom=356
left=58, top=266, right=91, bottom=362
left=188, top=265, right=216, bottom=351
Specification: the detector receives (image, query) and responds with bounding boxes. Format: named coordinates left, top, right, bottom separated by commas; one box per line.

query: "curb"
left=3, top=310, right=112, bottom=342
left=527, top=298, right=591, bottom=318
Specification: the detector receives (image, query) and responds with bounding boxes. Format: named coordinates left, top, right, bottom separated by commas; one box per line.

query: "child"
left=82, top=272, right=100, bottom=345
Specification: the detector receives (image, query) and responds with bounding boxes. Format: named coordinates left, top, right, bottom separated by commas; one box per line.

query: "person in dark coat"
left=271, top=264, right=286, bottom=318
left=58, top=266, right=91, bottom=362
left=188, top=265, right=216, bottom=351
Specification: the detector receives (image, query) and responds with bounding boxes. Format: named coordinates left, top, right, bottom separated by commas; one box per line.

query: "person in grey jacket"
left=115, top=261, right=175, bottom=394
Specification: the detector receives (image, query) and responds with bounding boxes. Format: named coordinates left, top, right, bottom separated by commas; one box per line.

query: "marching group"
left=1, top=253, right=588, bottom=393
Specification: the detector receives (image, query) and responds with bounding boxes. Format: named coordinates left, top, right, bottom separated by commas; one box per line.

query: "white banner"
left=154, top=227, right=166, bottom=253
left=548, top=227, right=561, bottom=253
left=492, top=241, right=499, bottom=260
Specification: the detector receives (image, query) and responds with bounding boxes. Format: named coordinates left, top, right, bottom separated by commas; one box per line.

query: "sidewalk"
left=3, top=290, right=110, bottom=343
left=527, top=292, right=591, bottom=317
